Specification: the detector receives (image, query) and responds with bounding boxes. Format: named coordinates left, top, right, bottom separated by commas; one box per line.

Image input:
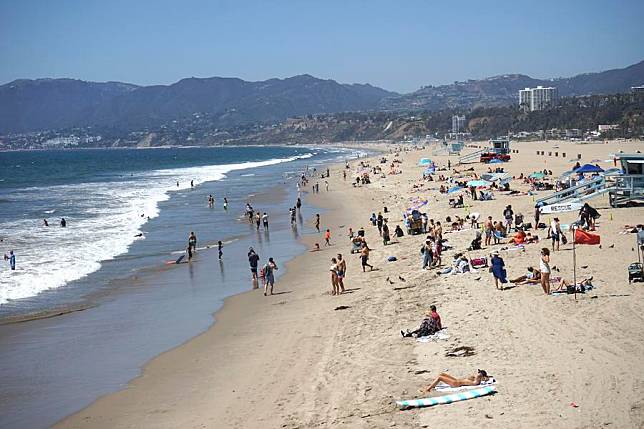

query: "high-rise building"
left=519, top=86, right=559, bottom=111
left=451, top=115, right=466, bottom=133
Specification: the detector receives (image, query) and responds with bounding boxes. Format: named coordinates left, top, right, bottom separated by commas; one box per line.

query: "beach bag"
left=561, top=234, right=568, bottom=245
left=471, top=257, right=488, bottom=268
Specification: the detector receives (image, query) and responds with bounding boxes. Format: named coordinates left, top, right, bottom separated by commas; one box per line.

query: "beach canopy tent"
left=418, top=158, right=433, bottom=166
left=447, top=186, right=464, bottom=194
left=529, top=172, right=546, bottom=179
left=466, top=180, right=492, bottom=188
left=574, top=164, right=604, bottom=174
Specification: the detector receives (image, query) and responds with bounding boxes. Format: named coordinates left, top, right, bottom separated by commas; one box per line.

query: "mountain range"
left=1, top=60, right=642, bottom=134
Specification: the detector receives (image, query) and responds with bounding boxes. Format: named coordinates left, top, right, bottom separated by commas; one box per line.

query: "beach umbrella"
left=529, top=172, right=546, bottom=179
left=574, top=163, right=604, bottom=174
left=466, top=180, right=491, bottom=188
left=418, top=158, right=432, bottom=166
left=447, top=186, right=463, bottom=194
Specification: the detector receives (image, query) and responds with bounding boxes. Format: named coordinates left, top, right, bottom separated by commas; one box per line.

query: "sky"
left=1, top=0, right=643, bottom=93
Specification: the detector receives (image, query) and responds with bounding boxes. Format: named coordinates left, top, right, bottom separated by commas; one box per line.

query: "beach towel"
left=416, top=329, right=450, bottom=343
left=396, top=385, right=496, bottom=409
left=436, top=377, right=496, bottom=392
left=574, top=229, right=600, bottom=245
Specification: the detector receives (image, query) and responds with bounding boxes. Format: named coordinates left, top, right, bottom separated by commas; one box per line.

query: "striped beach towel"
left=396, top=385, right=496, bottom=409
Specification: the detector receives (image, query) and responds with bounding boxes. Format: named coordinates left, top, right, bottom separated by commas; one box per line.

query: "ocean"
left=0, top=146, right=355, bottom=314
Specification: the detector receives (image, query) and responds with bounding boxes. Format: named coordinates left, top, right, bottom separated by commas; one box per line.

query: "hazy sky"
left=1, top=0, right=643, bottom=93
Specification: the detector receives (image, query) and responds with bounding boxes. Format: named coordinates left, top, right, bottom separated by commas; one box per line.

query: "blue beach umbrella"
left=466, top=180, right=492, bottom=188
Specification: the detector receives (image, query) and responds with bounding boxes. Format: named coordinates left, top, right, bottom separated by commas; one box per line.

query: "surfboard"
left=175, top=254, right=185, bottom=264
left=396, top=385, right=496, bottom=409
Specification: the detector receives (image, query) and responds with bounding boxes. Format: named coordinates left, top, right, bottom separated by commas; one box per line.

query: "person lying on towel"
left=424, top=369, right=490, bottom=392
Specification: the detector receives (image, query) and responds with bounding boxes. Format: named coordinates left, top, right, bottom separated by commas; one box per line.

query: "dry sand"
left=58, top=139, right=644, bottom=428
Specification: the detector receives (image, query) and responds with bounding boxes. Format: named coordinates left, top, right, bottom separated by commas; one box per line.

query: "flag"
left=574, top=229, right=600, bottom=245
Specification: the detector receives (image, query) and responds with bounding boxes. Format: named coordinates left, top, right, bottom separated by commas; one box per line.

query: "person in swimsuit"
left=424, top=370, right=490, bottom=392
left=484, top=216, right=493, bottom=247
left=217, top=240, right=223, bottom=260
left=188, top=232, right=197, bottom=253
left=255, top=212, right=261, bottom=230
left=336, top=253, right=346, bottom=293
left=360, top=243, right=373, bottom=272
left=223, top=197, right=228, bottom=210
left=540, top=248, right=551, bottom=294
left=329, top=258, right=339, bottom=295
left=510, top=267, right=541, bottom=284
left=4, top=250, right=16, bottom=270
left=60, top=218, right=67, bottom=227
left=324, top=229, right=331, bottom=246
left=315, top=214, right=320, bottom=233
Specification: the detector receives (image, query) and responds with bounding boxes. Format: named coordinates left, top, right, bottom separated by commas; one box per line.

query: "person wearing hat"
left=490, top=251, right=508, bottom=290
left=424, top=369, right=491, bottom=392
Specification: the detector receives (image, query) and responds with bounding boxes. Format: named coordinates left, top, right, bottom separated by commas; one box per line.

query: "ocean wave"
left=0, top=153, right=313, bottom=304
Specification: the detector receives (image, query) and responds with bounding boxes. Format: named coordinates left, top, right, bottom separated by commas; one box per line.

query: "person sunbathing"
left=510, top=267, right=541, bottom=284
left=551, top=277, right=594, bottom=293
left=424, top=369, right=490, bottom=392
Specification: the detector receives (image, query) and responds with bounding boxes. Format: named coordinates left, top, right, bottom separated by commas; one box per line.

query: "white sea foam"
left=0, top=153, right=312, bottom=304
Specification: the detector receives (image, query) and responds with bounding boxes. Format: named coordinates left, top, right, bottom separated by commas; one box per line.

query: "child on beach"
left=325, top=229, right=331, bottom=246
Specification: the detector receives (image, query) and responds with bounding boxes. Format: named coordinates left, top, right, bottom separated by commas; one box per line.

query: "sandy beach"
left=57, top=139, right=644, bottom=429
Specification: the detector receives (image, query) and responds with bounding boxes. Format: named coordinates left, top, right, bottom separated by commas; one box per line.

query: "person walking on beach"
left=296, top=197, right=302, bottom=210
left=490, top=252, right=508, bottom=290
left=188, top=232, right=197, bottom=253
left=336, top=253, right=346, bottom=293
left=262, top=212, right=269, bottom=230
left=255, top=212, right=261, bottom=230
left=217, top=240, right=223, bottom=260
left=4, top=250, right=16, bottom=270
left=263, top=257, right=278, bottom=296
left=377, top=212, right=384, bottom=236
left=360, top=243, right=373, bottom=272
left=324, top=229, right=331, bottom=246
left=540, top=248, right=551, bottom=295
left=315, top=214, right=321, bottom=232
left=330, top=257, right=339, bottom=295
left=248, top=247, right=260, bottom=283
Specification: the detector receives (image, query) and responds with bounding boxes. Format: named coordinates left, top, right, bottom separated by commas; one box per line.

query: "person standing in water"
left=4, top=250, right=16, bottom=270
left=60, top=218, right=67, bottom=227
left=255, top=212, right=261, bottom=230
left=263, top=257, right=278, bottom=296
left=43, top=219, right=49, bottom=227
left=296, top=197, right=302, bottom=210
left=188, top=232, right=197, bottom=253
left=248, top=247, right=260, bottom=282
left=190, top=180, right=194, bottom=188
left=315, top=214, right=321, bottom=233
left=218, top=241, right=223, bottom=260
left=223, top=197, right=228, bottom=210
left=262, top=212, right=269, bottom=230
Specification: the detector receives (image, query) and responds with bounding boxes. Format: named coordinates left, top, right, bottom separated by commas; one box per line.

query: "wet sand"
left=57, top=140, right=644, bottom=428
